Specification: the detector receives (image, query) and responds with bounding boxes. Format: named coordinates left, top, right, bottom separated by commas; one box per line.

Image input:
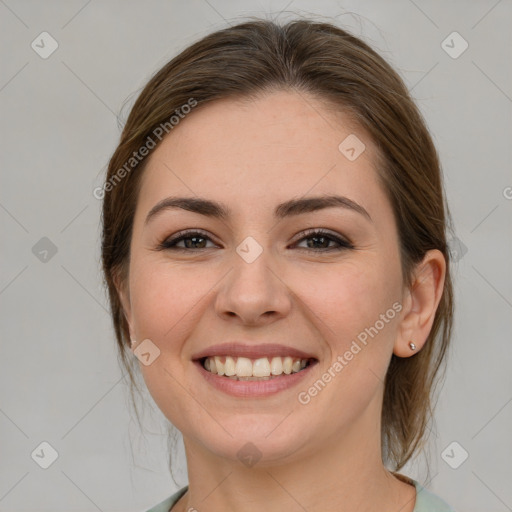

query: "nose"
left=214, top=248, right=292, bottom=326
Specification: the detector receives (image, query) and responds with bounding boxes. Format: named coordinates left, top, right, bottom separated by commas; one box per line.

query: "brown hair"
left=101, top=17, right=454, bottom=474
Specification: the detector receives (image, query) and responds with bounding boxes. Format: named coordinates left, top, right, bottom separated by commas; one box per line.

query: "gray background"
left=1, top=1, right=511, bottom=511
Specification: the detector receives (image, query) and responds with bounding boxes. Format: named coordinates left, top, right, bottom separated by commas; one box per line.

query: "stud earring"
left=409, top=342, right=417, bottom=350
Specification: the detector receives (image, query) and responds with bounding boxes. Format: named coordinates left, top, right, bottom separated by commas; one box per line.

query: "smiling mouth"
left=199, top=355, right=317, bottom=380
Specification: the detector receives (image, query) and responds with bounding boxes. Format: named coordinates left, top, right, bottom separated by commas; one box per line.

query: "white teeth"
left=224, top=356, right=236, bottom=376
left=214, top=356, right=225, bottom=376
left=270, top=357, right=282, bottom=375
left=235, top=357, right=253, bottom=377
left=253, top=358, right=271, bottom=377
left=203, top=355, right=311, bottom=378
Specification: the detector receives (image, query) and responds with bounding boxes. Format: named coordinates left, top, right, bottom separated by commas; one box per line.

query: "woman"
left=101, top=18, right=455, bottom=512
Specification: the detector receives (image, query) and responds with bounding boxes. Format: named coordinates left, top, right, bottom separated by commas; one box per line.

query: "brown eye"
left=293, top=228, right=354, bottom=252
left=158, top=230, right=217, bottom=251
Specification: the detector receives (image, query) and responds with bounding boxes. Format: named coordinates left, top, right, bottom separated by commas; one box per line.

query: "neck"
left=174, top=397, right=416, bottom=512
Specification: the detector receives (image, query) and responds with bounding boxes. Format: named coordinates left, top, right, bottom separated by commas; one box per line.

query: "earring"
left=409, top=342, right=417, bottom=350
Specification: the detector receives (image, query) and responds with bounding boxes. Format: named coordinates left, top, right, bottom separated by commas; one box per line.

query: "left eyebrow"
left=275, top=195, right=371, bottom=221
left=144, top=194, right=372, bottom=226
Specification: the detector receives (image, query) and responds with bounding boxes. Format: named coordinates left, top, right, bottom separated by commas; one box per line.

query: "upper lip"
left=191, top=343, right=318, bottom=361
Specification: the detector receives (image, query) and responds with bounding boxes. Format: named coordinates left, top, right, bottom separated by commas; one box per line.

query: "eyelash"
left=157, top=228, right=354, bottom=253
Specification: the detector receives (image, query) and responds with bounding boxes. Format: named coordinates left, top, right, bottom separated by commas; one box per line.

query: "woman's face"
left=120, top=90, right=410, bottom=464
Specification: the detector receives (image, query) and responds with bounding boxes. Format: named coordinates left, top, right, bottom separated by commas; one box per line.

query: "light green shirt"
left=144, top=478, right=455, bottom=511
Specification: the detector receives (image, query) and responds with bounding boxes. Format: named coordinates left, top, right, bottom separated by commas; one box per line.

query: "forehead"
left=136, top=90, right=387, bottom=221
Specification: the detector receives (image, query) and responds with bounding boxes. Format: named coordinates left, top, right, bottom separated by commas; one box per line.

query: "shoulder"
left=144, top=486, right=188, bottom=512
left=412, top=479, right=456, bottom=512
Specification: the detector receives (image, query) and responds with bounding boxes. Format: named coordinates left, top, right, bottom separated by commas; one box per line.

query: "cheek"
left=127, top=259, right=210, bottom=427
left=294, top=263, right=400, bottom=416
left=294, top=259, right=401, bottom=351
left=299, top=259, right=401, bottom=399
left=128, top=258, right=210, bottom=348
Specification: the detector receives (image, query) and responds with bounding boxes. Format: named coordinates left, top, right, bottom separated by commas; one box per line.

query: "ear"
left=113, top=272, right=136, bottom=347
left=394, top=249, right=446, bottom=357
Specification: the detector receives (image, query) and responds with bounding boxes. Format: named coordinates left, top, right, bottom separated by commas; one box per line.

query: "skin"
left=116, top=89, right=446, bottom=512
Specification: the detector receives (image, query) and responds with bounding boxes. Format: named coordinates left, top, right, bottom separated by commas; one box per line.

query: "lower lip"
left=193, top=359, right=318, bottom=398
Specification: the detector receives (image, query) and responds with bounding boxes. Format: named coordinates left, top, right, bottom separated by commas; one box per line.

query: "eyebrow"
left=144, top=194, right=372, bottom=226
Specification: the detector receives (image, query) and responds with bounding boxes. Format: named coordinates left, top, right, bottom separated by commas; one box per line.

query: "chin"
left=190, top=417, right=314, bottom=467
